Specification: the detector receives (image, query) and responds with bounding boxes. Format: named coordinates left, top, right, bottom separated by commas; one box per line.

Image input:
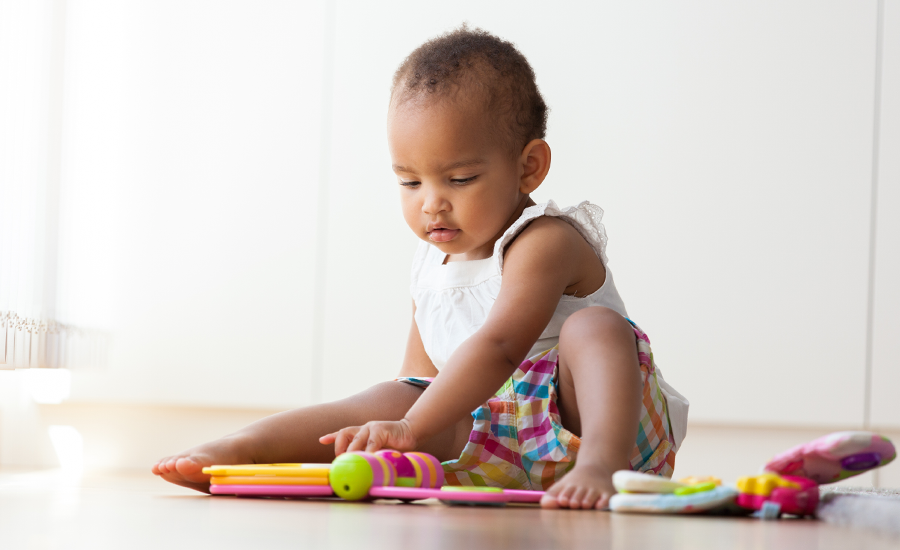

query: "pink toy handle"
left=368, top=486, right=545, bottom=503
left=211, top=485, right=334, bottom=497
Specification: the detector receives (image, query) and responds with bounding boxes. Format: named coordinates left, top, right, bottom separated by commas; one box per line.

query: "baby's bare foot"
left=541, top=463, right=617, bottom=510
left=151, top=435, right=251, bottom=494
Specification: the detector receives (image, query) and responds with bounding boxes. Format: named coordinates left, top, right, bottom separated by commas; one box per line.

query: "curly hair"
left=390, top=25, right=549, bottom=155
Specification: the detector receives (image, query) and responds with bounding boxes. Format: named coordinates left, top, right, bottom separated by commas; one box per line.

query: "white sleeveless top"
left=410, top=200, right=689, bottom=450
left=411, top=200, right=627, bottom=367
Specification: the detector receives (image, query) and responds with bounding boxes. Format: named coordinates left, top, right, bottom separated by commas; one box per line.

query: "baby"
left=152, top=26, right=688, bottom=509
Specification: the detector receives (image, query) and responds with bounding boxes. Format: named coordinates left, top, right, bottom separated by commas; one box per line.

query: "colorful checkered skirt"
left=397, top=321, right=676, bottom=490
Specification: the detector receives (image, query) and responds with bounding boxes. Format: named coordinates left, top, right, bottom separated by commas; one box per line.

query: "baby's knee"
left=559, top=306, right=632, bottom=344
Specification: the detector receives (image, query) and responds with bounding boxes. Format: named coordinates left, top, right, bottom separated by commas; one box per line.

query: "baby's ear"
left=519, top=139, right=551, bottom=194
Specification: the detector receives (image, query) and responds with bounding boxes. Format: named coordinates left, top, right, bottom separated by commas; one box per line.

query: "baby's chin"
left=431, top=240, right=499, bottom=263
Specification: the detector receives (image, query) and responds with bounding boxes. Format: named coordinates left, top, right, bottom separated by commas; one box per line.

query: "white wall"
left=58, top=0, right=327, bottom=409
left=13, top=0, right=894, bottom=432
left=871, top=0, right=900, bottom=430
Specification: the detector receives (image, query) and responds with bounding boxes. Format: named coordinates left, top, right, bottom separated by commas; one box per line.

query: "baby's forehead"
left=389, top=102, right=504, bottom=168
left=392, top=101, right=511, bottom=157
left=389, top=87, right=516, bottom=155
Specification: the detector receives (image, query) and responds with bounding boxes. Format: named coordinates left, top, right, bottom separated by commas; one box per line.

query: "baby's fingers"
left=345, top=426, right=371, bottom=453
left=336, top=427, right=364, bottom=455
left=365, top=429, right=389, bottom=453
left=320, top=427, right=361, bottom=455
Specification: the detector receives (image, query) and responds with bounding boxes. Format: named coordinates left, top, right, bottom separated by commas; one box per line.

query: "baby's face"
left=388, top=99, right=527, bottom=261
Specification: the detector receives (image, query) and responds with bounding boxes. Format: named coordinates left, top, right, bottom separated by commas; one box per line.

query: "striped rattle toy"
left=330, top=450, right=444, bottom=500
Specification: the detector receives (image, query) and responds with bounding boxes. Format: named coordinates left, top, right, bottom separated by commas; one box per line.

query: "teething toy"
left=735, top=473, right=818, bottom=517
left=612, top=470, right=687, bottom=493
left=610, top=483, right=738, bottom=514
left=678, top=476, right=721, bottom=486
left=610, top=470, right=740, bottom=514
left=763, top=431, right=896, bottom=484
left=205, top=451, right=544, bottom=505
left=609, top=431, right=896, bottom=518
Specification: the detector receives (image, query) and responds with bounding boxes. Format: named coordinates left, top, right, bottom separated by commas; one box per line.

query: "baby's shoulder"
left=503, top=214, right=592, bottom=264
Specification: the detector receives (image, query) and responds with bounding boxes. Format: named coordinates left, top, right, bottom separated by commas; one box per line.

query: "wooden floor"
left=1, top=469, right=896, bottom=550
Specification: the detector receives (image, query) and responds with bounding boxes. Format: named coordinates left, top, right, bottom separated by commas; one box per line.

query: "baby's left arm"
left=322, top=218, right=588, bottom=454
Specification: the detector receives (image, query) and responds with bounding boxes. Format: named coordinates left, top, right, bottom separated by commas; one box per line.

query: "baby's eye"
left=399, top=180, right=420, bottom=188
left=450, top=176, right=478, bottom=185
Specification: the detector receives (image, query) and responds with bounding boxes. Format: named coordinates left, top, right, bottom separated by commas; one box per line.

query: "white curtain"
left=0, top=0, right=100, bottom=370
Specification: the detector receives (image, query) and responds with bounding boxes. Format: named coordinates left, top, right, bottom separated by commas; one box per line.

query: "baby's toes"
left=577, top=488, right=601, bottom=510
left=556, top=484, right=577, bottom=508
left=540, top=485, right=564, bottom=509
left=164, top=457, right=180, bottom=474
left=175, top=457, right=209, bottom=482
left=540, top=491, right=560, bottom=509
left=595, top=491, right=614, bottom=510
left=568, top=486, right=589, bottom=509
left=152, top=457, right=173, bottom=475
left=175, top=456, right=201, bottom=474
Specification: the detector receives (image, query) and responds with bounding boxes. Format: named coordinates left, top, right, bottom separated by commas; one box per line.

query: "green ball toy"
left=329, top=453, right=396, bottom=501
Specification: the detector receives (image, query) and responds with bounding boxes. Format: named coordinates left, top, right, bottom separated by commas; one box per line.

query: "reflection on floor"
left=1, top=469, right=897, bottom=550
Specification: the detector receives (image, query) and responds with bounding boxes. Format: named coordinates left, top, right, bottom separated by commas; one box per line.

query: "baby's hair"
left=391, top=24, right=549, bottom=156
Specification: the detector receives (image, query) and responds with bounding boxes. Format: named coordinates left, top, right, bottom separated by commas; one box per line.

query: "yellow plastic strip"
left=202, top=463, right=332, bottom=477
left=379, top=456, right=392, bottom=486
left=408, top=457, right=424, bottom=487
left=423, top=455, right=437, bottom=487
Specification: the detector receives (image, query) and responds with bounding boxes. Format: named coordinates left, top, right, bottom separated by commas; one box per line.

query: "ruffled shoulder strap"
left=492, top=200, right=610, bottom=273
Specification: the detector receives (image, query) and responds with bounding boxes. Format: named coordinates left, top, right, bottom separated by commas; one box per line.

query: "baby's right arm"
left=396, top=301, right=438, bottom=379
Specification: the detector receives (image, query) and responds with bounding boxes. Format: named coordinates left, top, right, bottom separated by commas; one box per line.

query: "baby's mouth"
left=428, top=228, right=460, bottom=243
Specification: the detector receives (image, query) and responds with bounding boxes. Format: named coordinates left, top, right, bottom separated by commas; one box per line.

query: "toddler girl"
left=152, top=26, right=688, bottom=510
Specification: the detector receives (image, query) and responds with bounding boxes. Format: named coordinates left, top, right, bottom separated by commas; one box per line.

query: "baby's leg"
left=540, top=307, right=643, bottom=510
left=151, top=381, right=472, bottom=493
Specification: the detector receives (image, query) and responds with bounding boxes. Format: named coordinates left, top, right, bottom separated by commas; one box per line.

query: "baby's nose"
left=422, top=191, right=449, bottom=214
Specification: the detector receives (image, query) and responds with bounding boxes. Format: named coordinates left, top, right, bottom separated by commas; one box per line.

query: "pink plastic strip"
left=496, top=489, right=545, bottom=503
left=210, top=484, right=335, bottom=497
left=368, top=486, right=545, bottom=503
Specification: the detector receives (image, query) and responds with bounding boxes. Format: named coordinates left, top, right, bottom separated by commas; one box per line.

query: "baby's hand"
left=319, top=419, right=418, bottom=455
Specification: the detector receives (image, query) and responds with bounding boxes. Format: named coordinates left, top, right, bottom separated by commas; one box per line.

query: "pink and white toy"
left=763, top=431, right=896, bottom=484
left=735, top=473, right=818, bottom=517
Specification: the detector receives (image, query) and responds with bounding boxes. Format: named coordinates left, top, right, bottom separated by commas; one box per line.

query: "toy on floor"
left=204, top=450, right=544, bottom=506
left=609, top=471, right=740, bottom=514
left=735, top=473, right=818, bottom=518
left=763, top=431, right=896, bottom=484
left=611, top=470, right=686, bottom=494
left=204, top=463, right=336, bottom=497
left=609, top=431, right=895, bottom=519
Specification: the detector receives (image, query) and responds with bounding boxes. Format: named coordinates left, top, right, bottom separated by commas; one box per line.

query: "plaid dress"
left=398, top=321, right=676, bottom=490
